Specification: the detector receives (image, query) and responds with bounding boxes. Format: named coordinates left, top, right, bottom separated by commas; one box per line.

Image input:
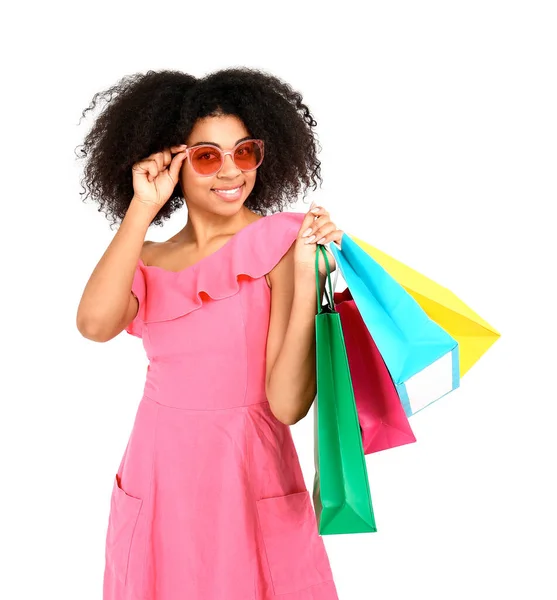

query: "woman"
left=76, top=67, right=343, bottom=599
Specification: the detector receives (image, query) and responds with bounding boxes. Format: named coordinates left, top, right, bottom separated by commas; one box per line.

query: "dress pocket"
left=105, top=473, right=143, bottom=586
left=256, top=490, right=334, bottom=595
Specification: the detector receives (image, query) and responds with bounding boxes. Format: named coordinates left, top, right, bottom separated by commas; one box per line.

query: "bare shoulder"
left=139, top=239, right=163, bottom=264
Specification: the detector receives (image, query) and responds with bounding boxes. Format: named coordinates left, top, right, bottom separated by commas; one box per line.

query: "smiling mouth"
left=211, top=184, right=245, bottom=200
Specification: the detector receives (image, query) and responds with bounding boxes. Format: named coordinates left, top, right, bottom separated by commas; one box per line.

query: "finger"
left=302, top=213, right=330, bottom=238
left=133, top=159, right=157, bottom=180
left=136, top=159, right=158, bottom=182
left=306, top=205, right=330, bottom=228
left=308, top=205, right=329, bottom=216
left=299, top=205, right=328, bottom=239
left=148, top=159, right=158, bottom=180
left=168, top=151, right=188, bottom=182
left=299, top=212, right=319, bottom=238
left=304, top=221, right=336, bottom=244
left=306, top=221, right=337, bottom=244
left=162, top=149, right=172, bottom=168
left=316, top=228, right=343, bottom=246
left=152, top=152, right=166, bottom=172
left=169, top=144, right=188, bottom=153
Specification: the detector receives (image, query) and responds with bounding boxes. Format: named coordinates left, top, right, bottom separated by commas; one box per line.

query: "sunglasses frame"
left=183, top=138, right=265, bottom=177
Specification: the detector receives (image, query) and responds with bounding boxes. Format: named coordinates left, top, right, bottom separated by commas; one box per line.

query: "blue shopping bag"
left=329, top=234, right=460, bottom=416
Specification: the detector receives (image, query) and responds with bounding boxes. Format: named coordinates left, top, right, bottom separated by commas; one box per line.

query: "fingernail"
left=302, top=227, right=313, bottom=237
left=311, top=206, right=321, bottom=213
left=317, top=238, right=326, bottom=244
left=305, top=235, right=316, bottom=244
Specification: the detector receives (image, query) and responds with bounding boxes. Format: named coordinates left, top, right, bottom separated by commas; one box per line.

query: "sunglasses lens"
left=190, top=146, right=223, bottom=175
left=234, top=141, right=263, bottom=171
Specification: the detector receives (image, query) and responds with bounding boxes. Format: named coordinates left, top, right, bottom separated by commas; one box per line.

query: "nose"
left=218, top=152, right=241, bottom=177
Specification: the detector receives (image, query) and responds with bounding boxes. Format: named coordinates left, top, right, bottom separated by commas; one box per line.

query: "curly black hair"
left=75, top=67, right=322, bottom=228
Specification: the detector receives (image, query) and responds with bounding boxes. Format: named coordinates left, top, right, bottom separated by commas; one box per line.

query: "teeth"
left=214, top=186, right=241, bottom=193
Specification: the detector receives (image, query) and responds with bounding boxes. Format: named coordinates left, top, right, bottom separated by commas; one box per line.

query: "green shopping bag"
left=312, top=244, right=377, bottom=535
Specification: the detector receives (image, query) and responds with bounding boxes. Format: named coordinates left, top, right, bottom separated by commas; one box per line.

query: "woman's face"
left=179, top=114, right=258, bottom=213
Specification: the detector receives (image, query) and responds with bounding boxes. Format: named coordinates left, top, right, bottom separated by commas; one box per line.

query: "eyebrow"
left=189, top=136, right=252, bottom=148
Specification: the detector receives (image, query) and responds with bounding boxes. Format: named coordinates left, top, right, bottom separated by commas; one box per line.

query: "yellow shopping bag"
left=351, top=236, right=500, bottom=377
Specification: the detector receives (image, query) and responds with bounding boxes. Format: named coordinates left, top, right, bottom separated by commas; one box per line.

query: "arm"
left=75, top=198, right=157, bottom=342
left=265, top=244, right=330, bottom=426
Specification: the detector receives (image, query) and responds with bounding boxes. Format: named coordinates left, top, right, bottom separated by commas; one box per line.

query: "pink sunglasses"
left=183, top=139, right=265, bottom=177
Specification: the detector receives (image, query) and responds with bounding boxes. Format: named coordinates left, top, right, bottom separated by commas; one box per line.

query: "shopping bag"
left=334, top=286, right=417, bottom=454
left=329, top=235, right=460, bottom=417
left=351, top=236, right=501, bottom=377
left=312, top=244, right=376, bottom=535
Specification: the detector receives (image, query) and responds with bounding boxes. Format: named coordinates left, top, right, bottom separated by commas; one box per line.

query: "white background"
left=2, top=1, right=555, bottom=598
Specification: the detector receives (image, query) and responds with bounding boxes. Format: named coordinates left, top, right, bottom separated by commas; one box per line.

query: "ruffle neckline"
left=138, top=211, right=305, bottom=324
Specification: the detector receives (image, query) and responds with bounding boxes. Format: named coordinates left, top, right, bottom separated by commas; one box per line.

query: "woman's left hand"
left=293, top=203, right=343, bottom=277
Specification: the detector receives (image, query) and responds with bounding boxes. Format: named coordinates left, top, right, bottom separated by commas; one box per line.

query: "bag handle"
left=315, top=244, right=336, bottom=314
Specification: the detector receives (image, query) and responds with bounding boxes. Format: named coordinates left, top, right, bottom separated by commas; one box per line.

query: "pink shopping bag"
left=334, top=287, right=417, bottom=454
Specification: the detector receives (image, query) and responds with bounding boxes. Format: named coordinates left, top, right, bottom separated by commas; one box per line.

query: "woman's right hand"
left=131, top=145, right=189, bottom=209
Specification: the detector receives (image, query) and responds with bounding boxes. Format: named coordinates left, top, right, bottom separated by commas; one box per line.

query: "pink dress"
left=103, top=211, right=339, bottom=600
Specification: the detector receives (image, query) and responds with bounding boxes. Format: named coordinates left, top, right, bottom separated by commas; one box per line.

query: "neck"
left=178, top=204, right=258, bottom=248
